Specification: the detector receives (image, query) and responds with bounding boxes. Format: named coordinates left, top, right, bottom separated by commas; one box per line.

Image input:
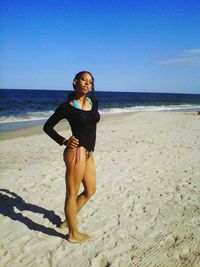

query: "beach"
left=0, top=111, right=200, bottom=267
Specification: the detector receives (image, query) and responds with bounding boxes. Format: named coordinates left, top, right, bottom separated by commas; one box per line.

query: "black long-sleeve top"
left=43, top=98, right=100, bottom=152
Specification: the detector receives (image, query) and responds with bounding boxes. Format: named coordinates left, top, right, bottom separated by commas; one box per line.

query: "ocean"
left=1, top=89, right=200, bottom=131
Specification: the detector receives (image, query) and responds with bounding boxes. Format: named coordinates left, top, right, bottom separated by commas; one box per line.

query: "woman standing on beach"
left=43, top=71, right=100, bottom=243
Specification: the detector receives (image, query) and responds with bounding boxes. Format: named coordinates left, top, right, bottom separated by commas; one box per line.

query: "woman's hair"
left=67, top=71, right=97, bottom=103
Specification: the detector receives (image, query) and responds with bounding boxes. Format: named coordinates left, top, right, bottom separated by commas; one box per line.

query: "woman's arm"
left=43, top=103, right=68, bottom=146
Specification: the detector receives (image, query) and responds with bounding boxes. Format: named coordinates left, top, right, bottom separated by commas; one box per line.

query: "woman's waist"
left=77, top=143, right=94, bottom=152
left=72, top=130, right=96, bottom=141
left=66, top=145, right=93, bottom=152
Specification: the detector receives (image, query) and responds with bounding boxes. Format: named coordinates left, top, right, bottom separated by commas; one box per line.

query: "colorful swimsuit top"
left=43, top=97, right=100, bottom=152
left=73, top=97, right=93, bottom=109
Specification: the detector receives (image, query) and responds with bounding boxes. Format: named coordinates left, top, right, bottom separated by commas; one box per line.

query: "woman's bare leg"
left=76, top=153, right=96, bottom=212
left=63, top=147, right=92, bottom=243
left=61, top=153, right=96, bottom=228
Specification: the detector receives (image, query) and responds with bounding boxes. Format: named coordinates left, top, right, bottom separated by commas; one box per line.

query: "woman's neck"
left=74, top=94, right=87, bottom=102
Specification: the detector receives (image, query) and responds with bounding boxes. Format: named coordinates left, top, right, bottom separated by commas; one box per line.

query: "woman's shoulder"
left=86, top=96, right=92, bottom=106
left=91, top=98, right=99, bottom=109
left=55, top=101, right=70, bottom=113
left=87, top=96, right=98, bottom=105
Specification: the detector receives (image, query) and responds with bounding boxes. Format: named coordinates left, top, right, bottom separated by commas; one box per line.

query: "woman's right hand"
left=64, top=136, right=79, bottom=148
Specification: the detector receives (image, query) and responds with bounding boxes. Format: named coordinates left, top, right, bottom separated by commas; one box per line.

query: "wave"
left=0, top=104, right=200, bottom=124
left=100, top=104, right=200, bottom=114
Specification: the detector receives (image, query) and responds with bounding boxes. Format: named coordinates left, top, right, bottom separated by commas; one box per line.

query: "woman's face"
left=74, top=73, right=93, bottom=95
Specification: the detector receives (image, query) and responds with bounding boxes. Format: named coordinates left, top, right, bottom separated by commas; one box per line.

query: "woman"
left=43, top=71, right=100, bottom=243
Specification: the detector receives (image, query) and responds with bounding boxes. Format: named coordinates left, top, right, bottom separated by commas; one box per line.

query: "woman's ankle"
left=69, top=229, right=79, bottom=236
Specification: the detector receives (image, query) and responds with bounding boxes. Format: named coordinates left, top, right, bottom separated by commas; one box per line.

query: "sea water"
left=1, top=89, right=200, bottom=131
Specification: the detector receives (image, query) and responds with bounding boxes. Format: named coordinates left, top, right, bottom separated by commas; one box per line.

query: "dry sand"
left=0, top=111, right=200, bottom=267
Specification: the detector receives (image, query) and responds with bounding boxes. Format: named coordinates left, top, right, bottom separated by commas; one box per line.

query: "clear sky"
left=0, top=0, right=200, bottom=94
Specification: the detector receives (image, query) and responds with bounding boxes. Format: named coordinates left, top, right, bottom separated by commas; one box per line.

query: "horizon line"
left=0, top=88, right=200, bottom=95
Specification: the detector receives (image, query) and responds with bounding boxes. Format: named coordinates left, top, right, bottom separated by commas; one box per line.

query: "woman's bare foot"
left=60, top=219, right=68, bottom=229
left=67, top=231, right=93, bottom=243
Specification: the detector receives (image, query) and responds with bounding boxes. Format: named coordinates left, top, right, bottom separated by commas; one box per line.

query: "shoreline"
left=0, top=111, right=137, bottom=141
left=1, top=106, right=200, bottom=133
left=0, top=109, right=199, bottom=141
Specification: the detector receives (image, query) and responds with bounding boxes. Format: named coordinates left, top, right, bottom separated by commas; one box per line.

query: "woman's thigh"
left=63, top=146, right=87, bottom=194
left=82, top=154, right=96, bottom=193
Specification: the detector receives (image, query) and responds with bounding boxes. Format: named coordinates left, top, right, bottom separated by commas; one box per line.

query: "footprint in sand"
left=179, top=247, right=191, bottom=261
left=160, top=234, right=179, bottom=249
left=90, top=252, right=108, bottom=267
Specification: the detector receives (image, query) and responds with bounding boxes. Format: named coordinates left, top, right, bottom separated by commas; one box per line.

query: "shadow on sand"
left=0, top=189, right=66, bottom=239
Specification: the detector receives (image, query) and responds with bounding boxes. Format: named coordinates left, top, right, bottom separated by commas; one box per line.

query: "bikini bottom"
left=76, top=147, right=93, bottom=163
left=86, top=149, right=93, bottom=159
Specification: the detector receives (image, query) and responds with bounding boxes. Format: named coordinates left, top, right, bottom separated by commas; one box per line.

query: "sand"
left=0, top=111, right=200, bottom=267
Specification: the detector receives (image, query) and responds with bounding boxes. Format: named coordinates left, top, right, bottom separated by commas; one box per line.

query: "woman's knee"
left=66, top=179, right=80, bottom=197
left=66, top=189, right=78, bottom=200
left=84, top=187, right=96, bottom=198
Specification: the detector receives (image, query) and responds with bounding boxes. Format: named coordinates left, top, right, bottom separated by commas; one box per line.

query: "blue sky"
left=0, top=0, right=200, bottom=93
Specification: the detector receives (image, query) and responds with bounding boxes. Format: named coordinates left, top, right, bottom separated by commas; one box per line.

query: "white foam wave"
left=0, top=111, right=54, bottom=124
left=0, top=104, right=200, bottom=124
left=99, top=104, right=200, bottom=114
